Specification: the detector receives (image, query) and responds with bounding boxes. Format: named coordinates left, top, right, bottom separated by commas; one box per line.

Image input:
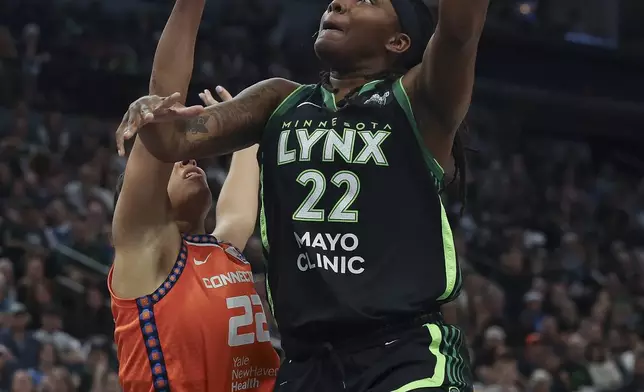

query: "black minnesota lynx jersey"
left=258, top=77, right=462, bottom=347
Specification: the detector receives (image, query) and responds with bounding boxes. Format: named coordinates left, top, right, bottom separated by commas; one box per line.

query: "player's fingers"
left=126, top=112, right=138, bottom=140
left=115, top=112, right=129, bottom=156
left=159, top=92, right=182, bottom=109
left=166, top=105, right=206, bottom=118
left=215, top=86, right=233, bottom=102
left=140, top=106, right=155, bottom=123
left=199, top=90, right=218, bottom=106
left=126, top=104, right=147, bottom=138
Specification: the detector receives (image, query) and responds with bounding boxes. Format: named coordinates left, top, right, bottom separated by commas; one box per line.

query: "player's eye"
left=359, top=0, right=375, bottom=4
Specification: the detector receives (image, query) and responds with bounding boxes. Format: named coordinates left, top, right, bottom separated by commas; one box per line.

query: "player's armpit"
left=404, top=0, right=488, bottom=135
left=212, top=144, right=260, bottom=251
left=110, top=139, right=181, bottom=299
left=145, top=78, right=299, bottom=162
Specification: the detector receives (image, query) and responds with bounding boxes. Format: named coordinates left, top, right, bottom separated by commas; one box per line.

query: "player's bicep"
left=172, top=78, right=300, bottom=160
left=112, top=137, right=175, bottom=250
left=212, top=145, right=260, bottom=251
left=408, top=31, right=478, bottom=135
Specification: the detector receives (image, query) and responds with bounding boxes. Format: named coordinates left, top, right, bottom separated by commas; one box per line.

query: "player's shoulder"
left=183, top=234, right=250, bottom=267
left=263, top=78, right=302, bottom=97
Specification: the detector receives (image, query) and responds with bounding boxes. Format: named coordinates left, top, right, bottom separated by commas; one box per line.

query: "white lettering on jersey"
left=202, top=270, right=254, bottom=289
left=277, top=120, right=391, bottom=166
left=293, top=231, right=365, bottom=275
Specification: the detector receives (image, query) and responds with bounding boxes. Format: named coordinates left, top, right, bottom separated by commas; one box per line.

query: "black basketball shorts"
left=274, top=318, right=472, bottom=392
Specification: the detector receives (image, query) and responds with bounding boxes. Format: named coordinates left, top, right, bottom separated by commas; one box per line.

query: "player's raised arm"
left=198, top=88, right=260, bottom=251
left=111, top=0, right=206, bottom=298
left=405, top=0, right=488, bottom=136
left=117, top=80, right=298, bottom=162
left=213, top=144, right=260, bottom=250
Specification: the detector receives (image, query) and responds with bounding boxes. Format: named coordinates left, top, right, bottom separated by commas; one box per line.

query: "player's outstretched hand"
left=198, top=86, right=233, bottom=106
left=116, top=92, right=205, bottom=156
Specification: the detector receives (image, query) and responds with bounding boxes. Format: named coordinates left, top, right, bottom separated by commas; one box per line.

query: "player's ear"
left=386, top=32, right=411, bottom=55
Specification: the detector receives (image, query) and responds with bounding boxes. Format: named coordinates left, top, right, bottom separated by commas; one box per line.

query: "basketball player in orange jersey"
left=107, top=0, right=279, bottom=390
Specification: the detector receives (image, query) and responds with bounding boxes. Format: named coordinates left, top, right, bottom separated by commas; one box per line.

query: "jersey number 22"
left=292, top=169, right=360, bottom=223
left=227, top=294, right=271, bottom=347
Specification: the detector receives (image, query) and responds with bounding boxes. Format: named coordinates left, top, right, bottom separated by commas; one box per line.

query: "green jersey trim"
left=436, top=200, right=458, bottom=302
left=259, top=163, right=276, bottom=318
left=259, top=164, right=269, bottom=253
left=392, top=323, right=446, bottom=391
left=261, top=86, right=314, bottom=321
left=392, top=323, right=469, bottom=391
left=391, top=77, right=445, bottom=185
left=321, top=87, right=337, bottom=111
left=391, top=77, right=458, bottom=303
left=265, top=84, right=312, bottom=126
left=260, top=83, right=313, bottom=254
left=321, top=79, right=385, bottom=112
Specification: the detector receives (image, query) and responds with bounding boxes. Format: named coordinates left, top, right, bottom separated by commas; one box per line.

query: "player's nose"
left=327, top=0, right=348, bottom=14
left=179, top=159, right=197, bottom=167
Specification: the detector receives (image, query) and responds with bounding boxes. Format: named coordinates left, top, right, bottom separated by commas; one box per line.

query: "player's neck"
left=176, top=220, right=206, bottom=235
left=328, top=63, right=388, bottom=98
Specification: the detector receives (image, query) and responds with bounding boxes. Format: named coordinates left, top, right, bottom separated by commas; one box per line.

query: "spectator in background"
left=0, top=261, right=16, bottom=305
left=43, top=198, right=73, bottom=248
left=586, top=342, right=624, bottom=391
left=0, top=275, right=14, bottom=314
left=78, top=340, right=113, bottom=392
left=528, top=369, right=553, bottom=392
left=0, top=345, right=17, bottom=391
left=562, top=334, right=593, bottom=391
left=3, top=202, right=49, bottom=261
left=33, top=305, right=83, bottom=366
left=64, top=165, right=112, bottom=215
left=621, top=352, right=644, bottom=392
left=10, top=369, right=33, bottom=392
left=68, top=285, right=112, bottom=340
left=0, top=27, right=17, bottom=60
left=26, top=342, right=57, bottom=387
left=35, top=111, right=69, bottom=156
left=0, top=303, right=39, bottom=369
left=39, top=366, right=76, bottom=392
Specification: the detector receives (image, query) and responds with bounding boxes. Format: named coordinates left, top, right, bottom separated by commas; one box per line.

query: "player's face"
left=167, top=160, right=212, bottom=220
left=315, top=0, right=401, bottom=66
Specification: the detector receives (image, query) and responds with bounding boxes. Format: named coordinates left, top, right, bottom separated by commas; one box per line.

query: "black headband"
left=390, top=0, right=426, bottom=69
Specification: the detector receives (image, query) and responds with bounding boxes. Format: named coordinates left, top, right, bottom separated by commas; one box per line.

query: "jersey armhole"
left=108, top=238, right=189, bottom=309
left=391, top=76, right=445, bottom=188
left=264, top=84, right=314, bottom=129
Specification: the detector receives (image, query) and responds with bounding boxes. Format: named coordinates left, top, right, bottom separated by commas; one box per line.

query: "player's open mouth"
left=184, top=168, right=203, bottom=179
left=321, top=20, right=343, bottom=32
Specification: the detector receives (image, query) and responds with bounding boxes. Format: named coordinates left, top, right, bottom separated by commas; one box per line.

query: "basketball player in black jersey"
left=116, top=0, right=488, bottom=390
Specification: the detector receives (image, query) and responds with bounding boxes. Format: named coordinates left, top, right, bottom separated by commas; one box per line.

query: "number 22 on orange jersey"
left=227, top=294, right=271, bottom=347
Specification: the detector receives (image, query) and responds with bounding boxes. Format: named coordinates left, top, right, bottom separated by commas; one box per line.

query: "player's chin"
left=182, top=176, right=210, bottom=195
left=314, top=35, right=347, bottom=60
left=184, top=185, right=212, bottom=208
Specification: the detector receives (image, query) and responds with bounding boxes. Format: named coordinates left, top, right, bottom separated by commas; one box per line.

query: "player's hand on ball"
left=198, top=86, right=233, bottom=106
left=116, top=92, right=205, bottom=156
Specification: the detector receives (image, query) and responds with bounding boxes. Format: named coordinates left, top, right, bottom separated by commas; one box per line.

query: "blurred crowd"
left=0, top=0, right=643, bottom=391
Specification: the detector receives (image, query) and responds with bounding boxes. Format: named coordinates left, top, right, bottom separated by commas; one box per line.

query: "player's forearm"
left=150, top=78, right=297, bottom=162
left=213, top=145, right=260, bottom=250
left=437, top=0, right=488, bottom=45
left=138, top=0, right=205, bottom=161
left=150, top=0, right=205, bottom=96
